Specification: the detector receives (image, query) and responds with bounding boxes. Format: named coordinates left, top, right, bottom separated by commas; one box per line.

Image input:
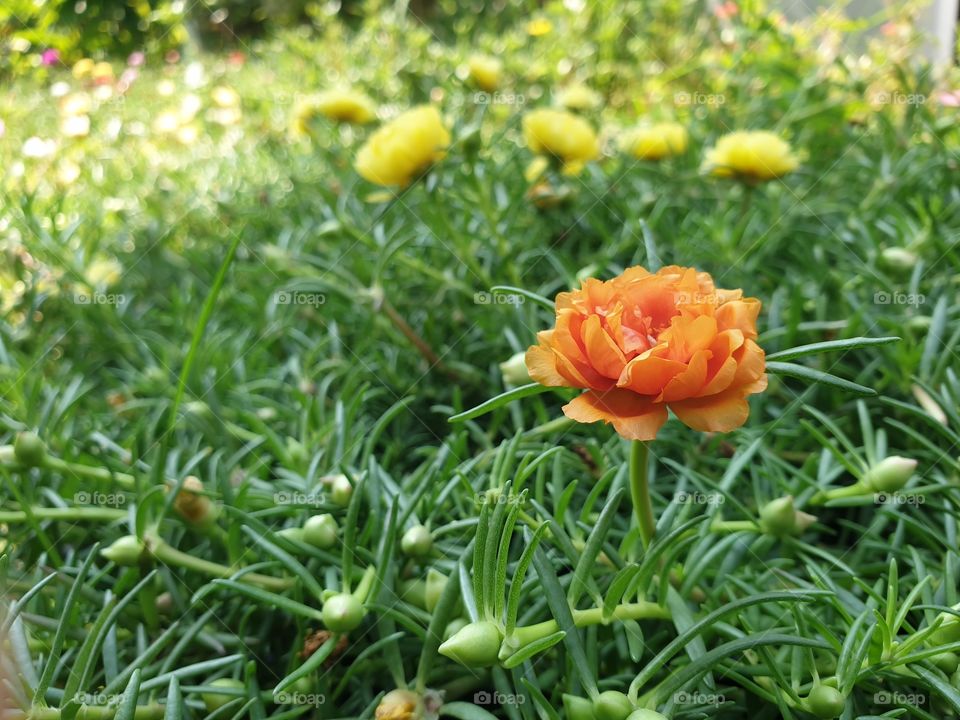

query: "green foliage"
left=3, top=1, right=960, bottom=719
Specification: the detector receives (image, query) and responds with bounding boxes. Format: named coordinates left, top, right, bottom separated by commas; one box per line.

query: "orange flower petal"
left=582, top=315, right=627, bottom=379
left=618, top=351, right=687, bottom=395
left=563, top=389, right=668, bottom=441
left=668, top=387, right=753, bottom=433
left=716, top=298, right=761, bottom=337
left=525, top=343, right=568, bottom=387
left=658, top=348, right=711, bottom=402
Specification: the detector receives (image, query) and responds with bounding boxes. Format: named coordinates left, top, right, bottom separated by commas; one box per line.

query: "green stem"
left=42, top=456, right=137, bottom=490
left=509, top=601, right=670, bottom=648
left=12, top=705, right=167, bottom=720
left=629, top=440, right=655, bottom=548
left=0, top=507, right=126, bottom=523
left=711, top=520, right=760, bottom=533
left=146, top=534, right=293, bottom=591
left=810, top=482, right=871, bottom=505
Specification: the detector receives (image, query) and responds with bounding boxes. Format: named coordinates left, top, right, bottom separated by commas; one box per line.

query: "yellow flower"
left=527, top=18, right=553, bottom=36
left=313, top=90, right=377, bottom=124
left=522, top=108, right=599, bottom=171
left=555, top=83, right=601, bottom=111
left=211, top=86, right=240, bottom=108
left=621, top=122, right=689, bottom=160
left=467, top=55, right=502, bottom=93
left=702, top=130, right=799, bottom=182
left=72, top=58, right=94, bottom=79
left=355, top=106, right=450, bottom=187
left=91, top=61, right=114, bottom=84
left=85, top=257, right=122, bottom=288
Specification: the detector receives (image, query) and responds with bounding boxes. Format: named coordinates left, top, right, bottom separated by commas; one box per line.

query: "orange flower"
left=525, top=265, right=766, bottom=440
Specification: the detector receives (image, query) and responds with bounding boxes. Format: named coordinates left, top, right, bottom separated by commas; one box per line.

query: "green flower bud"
left=759, top=496, right=796, bottom=536
left=374, top=688, right=423, bottom=720
left=499, top=351, right=531, bottom=385
left=202, top=678, right=245, bottom=713
left=442, top=618, right=468, bottom=641
left=881, top=247, right=918, bottom=270
left=322, top=593, right=364, bottom=632
left=303, top=514, right=338, bottom=549
left=276, top=527, right=306, bottom=544
left=862, top=456, right=917, bottom=493
left=625, top=711, right=669, bottom=720
left=593, top=690, right=633, bottom=720
left=806, top=685, right=846, bottom=719
left=933, top=651, right=959, bottom=674
left=438, top=620, right=502, bottom=667
left=14, top=431, right=46, bottom=467
left=101, top=535, right=146, bottom=566
left=562, top=694, right=596, bottom=720
left=328, top=474, right=353, bottom=507
left=930, top=603, right=960, bottom=645
left=401, top=525, right=433, bottom=558
left=424, top=568, right=448, bottom=612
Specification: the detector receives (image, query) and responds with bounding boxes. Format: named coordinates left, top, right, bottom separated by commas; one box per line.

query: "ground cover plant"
left=3, top=1, right=960, bottom=719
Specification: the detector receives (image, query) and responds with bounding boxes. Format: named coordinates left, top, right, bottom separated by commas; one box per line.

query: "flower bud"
left=759, top=496, right=796, bottom=536
left=101, top=535, right=146, bottom=566
left=327, top=474, right=353, bottom=507
left=626, top=711, right=669, bottom=720
left=443, top=618, right=468, bottom=641
left=933, top=651, right=959, bottom=674
left=14, top=431, right=46, bottom=467
left=303, top=514, right=338, bottom=549
left=593, top=690, right=633, bottom=720
left=424, top=568, right=447, bottom=612
left=322, top=593, right=364, bottom=632
left=929, top=603, right=960, bottom=645
left=862, top=456, right=917, bottom=493
left=562, top=694, right=595, bottom=720
left=173, top=476, right=220, bottom=529
left=202, top=678, right=244, bottom=713
left=499, top=351, right=531, bottom=385
left=375, top=689, right=423, bottom=720
left=401, top=525, right=433, bottom=558
left=438, top=620, right=502, bottom=667
left=276, top=527, right=306, bottom=544
left=881, top=247, right=918, bottom=271
left=805, top=685, right=846, bottom=718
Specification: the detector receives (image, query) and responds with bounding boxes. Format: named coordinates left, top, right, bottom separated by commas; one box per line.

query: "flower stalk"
left=629, top=441, right=656, bottom=548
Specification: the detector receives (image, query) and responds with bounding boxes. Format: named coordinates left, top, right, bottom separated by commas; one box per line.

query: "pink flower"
left=128, top=51, right=145, bottom=67
left=937, top=91, right=960, bottom=107
left=41, top=49, right=60, bottom=67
